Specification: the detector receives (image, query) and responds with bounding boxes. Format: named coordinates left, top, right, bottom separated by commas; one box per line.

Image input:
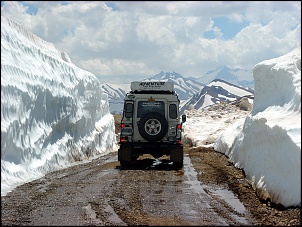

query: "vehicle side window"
left=125, top=103, right=133, bottom=118
left=169, top=104, right=177, bottom=119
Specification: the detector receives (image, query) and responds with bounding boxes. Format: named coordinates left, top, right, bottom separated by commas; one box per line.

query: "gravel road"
left=1, top=114, right=300, bottom=226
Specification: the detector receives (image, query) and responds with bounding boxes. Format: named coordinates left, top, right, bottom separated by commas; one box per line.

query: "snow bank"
left=214, top=48, right=301, bottom=207
left=1, top=16, right=116, bottom=196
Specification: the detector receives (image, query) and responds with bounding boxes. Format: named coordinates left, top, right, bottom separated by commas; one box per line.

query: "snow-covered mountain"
left=192, top=66, right=254, bottom=89
left=101, top=71, right=205, bottom=114
left=101, top=70, right=254, bottom=114
left=180, top=79, right=254, bottom=114
left=144, top=71, right=205, bottom=100
left=100, top=83, right=131, bottom=114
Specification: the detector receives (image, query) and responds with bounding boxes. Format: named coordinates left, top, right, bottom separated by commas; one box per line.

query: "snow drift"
left=214, top=48, right=301, bottom=207
left=1, top=16, right=116, bottom=196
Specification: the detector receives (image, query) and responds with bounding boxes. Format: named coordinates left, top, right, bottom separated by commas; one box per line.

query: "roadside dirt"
left=187, top=145, right=301, bottom=226
left=113, top=113, right=301, bottom=226
left=1, top=114, right=300, bottom=226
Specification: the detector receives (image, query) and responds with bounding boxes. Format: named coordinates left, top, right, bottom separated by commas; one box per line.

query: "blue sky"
left=1, top=1, right=301, bottom=83
left=204, top=16, right=250, bottom=40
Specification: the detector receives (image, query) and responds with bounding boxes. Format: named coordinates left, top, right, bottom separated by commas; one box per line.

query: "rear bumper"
left=119, top=141, right=183, bottom=151
left=118, top=142, right=183, bottom=162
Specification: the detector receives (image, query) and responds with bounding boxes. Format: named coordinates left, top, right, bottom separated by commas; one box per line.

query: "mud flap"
left=170, top=146, right=183, bottom=163
left=118, top=146, right=132, bottom=162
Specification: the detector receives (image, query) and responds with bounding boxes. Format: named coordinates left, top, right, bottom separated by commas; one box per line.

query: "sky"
left=1, top=1, right=301, bottom=83
left=1, top=14, right=301, bottom=209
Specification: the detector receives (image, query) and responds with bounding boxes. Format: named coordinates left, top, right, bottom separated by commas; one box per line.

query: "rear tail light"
left=121, top=123, right=125, bottom=128
left=177, top=124, right=181, bottom=130
left=120, top=136, right=129, bottom=143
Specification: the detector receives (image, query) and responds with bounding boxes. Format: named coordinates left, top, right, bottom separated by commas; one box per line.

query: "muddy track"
left=1, top=114, right=300, bottom=226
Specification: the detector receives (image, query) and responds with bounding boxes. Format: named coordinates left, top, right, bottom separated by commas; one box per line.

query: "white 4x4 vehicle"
left=118, top=81, right=186, bottom=169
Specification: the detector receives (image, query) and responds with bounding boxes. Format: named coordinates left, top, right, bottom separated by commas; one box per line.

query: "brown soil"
left=116, top=113, right=301, bottom=226
left=1, top=114, right=300, bottom=226
left=187, top=145, right=301, bottom=226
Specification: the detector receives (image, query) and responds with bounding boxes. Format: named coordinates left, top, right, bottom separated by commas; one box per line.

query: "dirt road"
left=1, top=115, right=300, bottom=226
left=1, top=150, right=251, bottom=226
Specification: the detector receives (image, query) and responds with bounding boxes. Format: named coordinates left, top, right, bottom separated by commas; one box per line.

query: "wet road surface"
left=1, top=151, right=254, bottom=226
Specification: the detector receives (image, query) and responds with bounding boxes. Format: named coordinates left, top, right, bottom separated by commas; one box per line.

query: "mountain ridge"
left=180, top=79, right=254, bottom=114
left=100, top=67, right=254, bottom=114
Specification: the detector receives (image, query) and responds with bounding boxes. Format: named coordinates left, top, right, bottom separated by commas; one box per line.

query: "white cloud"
left=1, top=1, right=300, bottom=80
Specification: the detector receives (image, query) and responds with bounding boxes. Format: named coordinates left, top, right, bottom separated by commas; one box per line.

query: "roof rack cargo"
left=130, top=81, right=174, bottom=92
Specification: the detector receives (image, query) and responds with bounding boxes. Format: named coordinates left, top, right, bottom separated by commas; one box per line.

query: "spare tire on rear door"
left=138, top=112, right=168, bottom=142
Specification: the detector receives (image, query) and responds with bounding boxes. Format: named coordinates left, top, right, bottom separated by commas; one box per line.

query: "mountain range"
left=100, top=67, right=255, bottom=114
left=190, top=65, right=254, bottom=88
left=179, top=79, right=254, bottom=114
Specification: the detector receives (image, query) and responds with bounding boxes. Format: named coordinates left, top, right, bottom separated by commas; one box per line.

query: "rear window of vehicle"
left=137, top=101, right=165, bottom=118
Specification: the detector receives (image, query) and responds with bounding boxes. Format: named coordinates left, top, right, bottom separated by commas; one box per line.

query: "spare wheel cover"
left=138, top=112, right=168, bottom=142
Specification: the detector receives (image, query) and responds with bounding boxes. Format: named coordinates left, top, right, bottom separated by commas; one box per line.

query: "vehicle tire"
left=138, top=112, right=168, bottom=142
left=120, top=161, right=131, bottom=168
left=173, top=162, right=183, bottom=170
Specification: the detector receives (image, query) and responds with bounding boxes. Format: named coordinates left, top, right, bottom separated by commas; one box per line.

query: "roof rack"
left=130, top=81, right=174, bottom=92
left=130, top=90, right=175, bottom=94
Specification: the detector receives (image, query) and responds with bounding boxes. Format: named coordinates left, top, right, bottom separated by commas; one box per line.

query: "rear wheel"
left=118, top=145, right=132, bottom=167
left=120, top=161, right=131, bottom=168
left=173, top=162, right=183, bottom=170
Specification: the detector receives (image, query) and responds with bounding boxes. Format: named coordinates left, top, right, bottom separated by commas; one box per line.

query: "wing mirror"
left=182, top=114, right=186, bottom=123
